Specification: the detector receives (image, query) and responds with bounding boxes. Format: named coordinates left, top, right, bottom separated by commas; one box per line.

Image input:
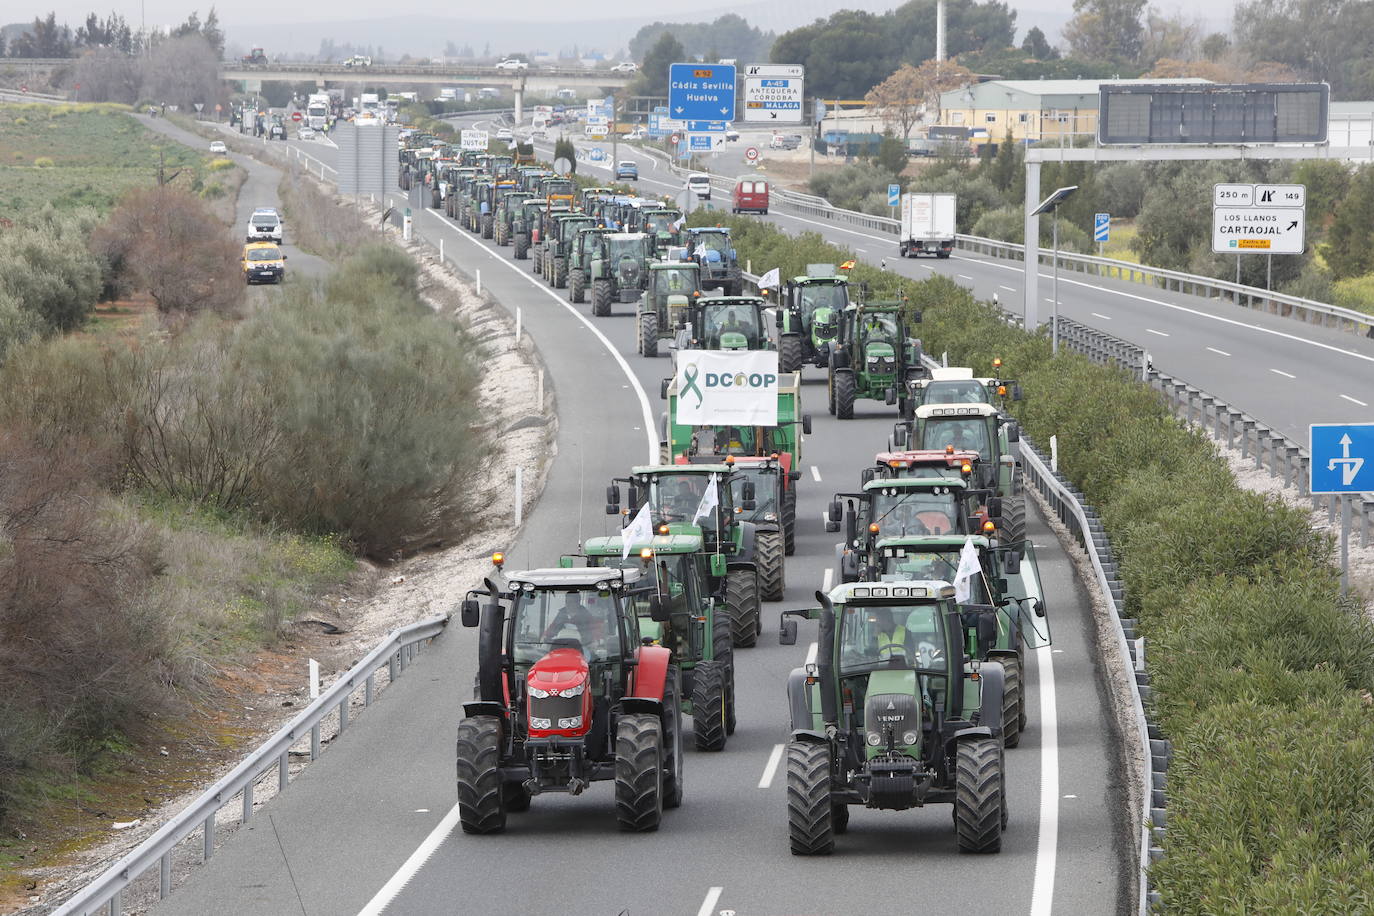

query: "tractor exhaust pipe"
left=815, top=590, right=839, bottom=729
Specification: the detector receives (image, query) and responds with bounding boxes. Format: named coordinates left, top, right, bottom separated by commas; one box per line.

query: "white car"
left=725, top=127, right=740, bottom=142
left=687, top=173, right=712, bottom=200
left=208, top=140, right=227, bottom=153
left=496, top=127, right=514, bottom=141
left=247, top=207, right=283, bottom=243
left=495, top=59, right=528, bottom=71
left=610, top=61, right=638, bottom=73
left=298, top=127, right=316, bottom=140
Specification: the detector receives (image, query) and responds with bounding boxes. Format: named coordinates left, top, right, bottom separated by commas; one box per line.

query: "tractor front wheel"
left=569, top=269, right=585, bottom=303
left=614, top=713, right=664, bottom=832
left=779, top=333, right=803, bottom=373
left=757, top=529, right=785, bottom=601
left=955, top=737, right=1005, bottom=853
left=592, top=279, right=612, bottom=317
left=835, top=371, right=856, bottom=420
left=456, top=716, right=506, bottom=835
left=1001, top=493, right=1027, bottom=546
left=691, top=660, right=728, bottom=751
left=532, top=247, right=543, bottom=275
left=552, top=257, right=567, bottom=288
left=786, top=740, right=835, bottom=855
left=726, top=567, right=760, bottom=648
left=640, top=310, right=659, bottom=357
left=514, top=234, right=528, bottom=259
left=663, top=666, right=684, bottom=809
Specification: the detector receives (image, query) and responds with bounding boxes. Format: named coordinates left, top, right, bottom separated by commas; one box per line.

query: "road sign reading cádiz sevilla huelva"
left=669, top=63, right=737, bottom=124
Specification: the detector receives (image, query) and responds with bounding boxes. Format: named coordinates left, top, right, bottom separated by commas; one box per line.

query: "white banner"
left=460, top=129, right=488, bottom=151
left=674, top=350, right=780, bottom=426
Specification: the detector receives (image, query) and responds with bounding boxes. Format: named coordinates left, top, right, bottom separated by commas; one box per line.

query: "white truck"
left=359, top=93, right=382, bottom=117
left=305, top=93, right=331, bottom=131
left=898, top=191, right=956, bottom=259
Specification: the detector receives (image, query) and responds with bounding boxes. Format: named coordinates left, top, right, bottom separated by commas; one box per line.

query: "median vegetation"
left=720, top=214, right=1373, bottom=911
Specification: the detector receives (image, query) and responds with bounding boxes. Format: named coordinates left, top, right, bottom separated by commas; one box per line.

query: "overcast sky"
left=14, top=0, right=1245, bottom=49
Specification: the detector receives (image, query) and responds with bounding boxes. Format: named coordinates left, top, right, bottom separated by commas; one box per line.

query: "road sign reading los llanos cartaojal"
left=1212, top=183, right=1305, bottom=255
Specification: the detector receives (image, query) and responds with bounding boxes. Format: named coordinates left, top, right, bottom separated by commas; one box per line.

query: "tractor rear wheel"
left=779, top=333, right=803, bottom=373
left=782, top=486, right=797, bottom=556
left=569, top=269, right=585, bottom=303
left=1001, top=494, right=1027, bottom=546
left=725, top=267, right=743, bottom=296
left=709, top=611, right=737, bottom=735
left=663, top=666, right=684, bottom=808
left=691, top=660, right=728, bottom=751
left=1001, top=655, right=1022, bottom=749
left=639, top=311, right=659, bottom=357
left=552, top=257, right=567, bottom=288
left=786, top=740, right=834, bottom=855
left=592, top=279, right=612, bottom=317
left=726, top=567, right=760, bottom=648
left=456, top=716, right=506, bottom=835
left=481, top=214, right=493, bottom=238
left=955, top=737, right=1004, bottom=852
left=827, top=371, right=836, bottom=416
left=835, top=371, right=856, bottom=420
left=614, top=713, right=664, bottom=832
left=514, top=234, right=528, bottom=259
left=532, top=247, right=542, bottom=274
left=757, top=530, right=785, bottom=601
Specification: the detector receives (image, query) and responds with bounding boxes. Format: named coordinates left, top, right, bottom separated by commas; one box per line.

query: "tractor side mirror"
left=1012, top=384, right=1023, bottom=402
left=1007, top=423, right=1021, bottom=443
left=802, top=413, right=813, bottom=435
left=1034, top=598, right=1046, bottom=618
left=460, top=599, right=481, bottom=627
left=885, top=387, right=897, bottom=406
left=605, top=485, right=620, bottom=515
left=780, top=618, right=798, bottom=645
left=648, top=595, right=671, bottom=623
left=827, top=499, right=842, bottom=522
left=860, top=467, right=875, bottom=485
left=891, top=424, right=907, bottom=448
left=997, top=578, right=1009, bottom=595
left=1003, top=550, right=1021, bottom=576
left=775, top=309, right=783, bottom=328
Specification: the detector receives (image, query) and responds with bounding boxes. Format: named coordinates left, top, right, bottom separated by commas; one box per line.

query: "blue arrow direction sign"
left=686, top=120, right=727, bottom=132
left=688, top=133, right=715, bottom=152
left=669, top=62, right=737, bottom=122
left=888, top=184, right=900, bottom=207
left=1094, top=212, right=1110, bottom=243
left=589, top=147, right=605, bottom=162
left=1311, top=423, right=1374, bottom=494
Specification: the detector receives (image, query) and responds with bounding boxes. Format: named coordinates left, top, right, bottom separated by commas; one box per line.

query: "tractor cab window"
left=839, top=603, right=948, bottom=675
left=860, top=312, right=899, bottom=345
left=729, top=466, right=779, bottom=520
left=512, top=589, right=622, bottom=664
left=692, top=233, right=728, bottom=260
left=924, top=380, right=991, bottom=404
left=921, top=417, right=990, bottom=456
left=646, top=213, right=677, bottom=235
left=798, top=282, right=846, bottom=318
left=880, top=552, right=988, bottom=601
left=580, top=233, right=604, bottom=260
left=703, top=305, right=761, bottom=348
left=607, top=236, right=644, bottom=261
left=645, top=472, right=728, bottom=525
left=655, top=267, right=698, bottom=297
left=870, top=488, right=961, bottom=537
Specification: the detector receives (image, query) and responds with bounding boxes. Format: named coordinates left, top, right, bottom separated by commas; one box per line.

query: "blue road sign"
left=669, top=62, right=736, bottom=122
left=1311, top=423, right=1374, bottom=493
left=1094, top=212, right=1110, bottom=243
left=686, top=120, right=727, bottom=132
left=888, top=184, right=901, bottom=207
left=589, top=147, right=605, bottom=162
left=688, top=134, right=714, bottom=152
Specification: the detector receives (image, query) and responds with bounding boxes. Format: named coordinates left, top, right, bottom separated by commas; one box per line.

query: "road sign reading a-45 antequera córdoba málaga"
left=742, top=64, right=804, bottom=123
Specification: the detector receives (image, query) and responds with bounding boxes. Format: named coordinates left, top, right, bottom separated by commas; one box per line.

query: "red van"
left=732, top=177, right=769, bottom=215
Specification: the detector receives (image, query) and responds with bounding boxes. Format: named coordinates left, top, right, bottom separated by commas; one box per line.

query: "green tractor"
left=588, top=232, right=653, bottom=317
left=494, top=191, right=534, bottom=246
left=637, top=261, right=701, bottom=358
left=542, top=213, right=595, bottom=289
left=672, top=296, right=774, bottom=352
left=684, top=227, right=742, bottom=296
left=567, top=226, right=613, bottom=305
left=575, top=533, right=737, bottom=750
left=606, top=465, right=763, bottom=648
left=865, top=534, right=1049, bottom=748
left=512, top=198, right=549, bottom=261
left=455, top=562, right=683, bottom=832
left=827, top=301, right=926, bottom=420
left=642, top=207, right=685, bottom=256
left=777, top=269, right=851, bottom=372
left=443, top=166, right=479, bottom=220
left=777, top=580, right=1009, bottom=854
left=476, top=179, right=516, bottom=238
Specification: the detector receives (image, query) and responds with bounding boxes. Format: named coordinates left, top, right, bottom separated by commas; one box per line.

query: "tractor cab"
left=539, top=177, right=577, bottom=210
left=456, top=562, right=682, bottom=832
left=642, top=208, right=684, bottom=254
left=777, top=581, right=1007, bottom=853
left=684, top=227, right=742, bottom=295
left=675, top=296, right=772, bottom=351
left=828, top=301, right=925, bottom=420
left=637, top=262, right=702, bottom=357
left=779, top=270, right=850, bottom=371
left=903, top=364, right=1021, bottom=415
left=588, top=232, right=652, bottom=312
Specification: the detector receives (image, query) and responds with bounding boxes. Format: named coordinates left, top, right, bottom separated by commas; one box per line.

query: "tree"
left=1145, top=58, right=1235, bottom=81
left=1322, top=165, right=1374, bottom=280
left=202, top=8, right=225, bottom=58
left=12, top=13, right=74, bottom=58
left=865, top=65, right=925, bottom=141
left=139, top=34, right=223, bottom=112
left=1138, top=8, right=1201, bottom=67
left=873, top=133, right=908, bottom=174
left=633, top=32, right=686, bottom=98
left=1020, top=26, right=1056, bottom=60
left=72, top=48, right=142, bottom=103
left=906, top=58, right=975, bottom=130
left=1200, top=32, right=1230, bottom=61
left=628, top=15, right=775, bottom=64
left=1062, top=0, right=1146, bottom=64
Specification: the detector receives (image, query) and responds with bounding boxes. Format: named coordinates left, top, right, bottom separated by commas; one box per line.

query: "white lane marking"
left=805, top=641, right=818, bottom=665
left=1090, top=312, right=1111, bottom=321
left=697, top=888, right=725, bottom=916
left=855, top=248, right=867, bottom=254
left=957, top=274, right=973, bottom=281
left=1145, top=328, right=1169, bottom=337
left=1206, top=347, right=1231, bottom=357
left=810, top=465, right=822, bottom=482
left=356, top=803, right=462, bottom=915
left=1000, top=285, right=1017, bottom=293
left=1062, top=794, right=1078, bottom=799
left=1272, top=368, right=1296, bottom=379
left=1342, top=394, right=1370, bottom=407
left=822, top=567, right=834, bottom=592
left=423, top=209, right=658, bottom=462
left=757, top=746, right=785, bottom=789
left=1029, top=645, right=1060, bottom=916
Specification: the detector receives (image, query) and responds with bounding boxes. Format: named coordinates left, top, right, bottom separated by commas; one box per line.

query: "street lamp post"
left=1031, top=185, right=1078, bottom=355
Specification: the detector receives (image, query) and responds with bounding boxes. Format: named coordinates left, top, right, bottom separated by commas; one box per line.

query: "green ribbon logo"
left=681, top=363, right=704, bottom=408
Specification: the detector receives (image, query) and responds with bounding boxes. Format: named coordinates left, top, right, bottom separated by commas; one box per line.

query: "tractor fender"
left=950, top=726, right=994, bottom=742
left=789, top=728, right=830, bottom=744
left=628, top=643, right=673, bottom=701
left=734, top=520, right=757, bottom=563
left=971, top=661, right=1005, bottom=733
left=462, top=700, right=507, bottom=720
left=621, top=696, right=665, bottom=717
left=786, top=667, right=817, bottom=732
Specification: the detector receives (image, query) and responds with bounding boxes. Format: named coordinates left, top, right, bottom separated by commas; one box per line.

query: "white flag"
left=757, top=267, right=780, bottom=290
left=692, top=474, right=719, bottom=525
left=621, top=503, right=653, bottom=560
left=952, top=536, right=982, bottom=603
left=672, top=216, right=685, bottom=231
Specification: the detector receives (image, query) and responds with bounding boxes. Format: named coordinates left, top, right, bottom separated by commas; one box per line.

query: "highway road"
left=142, top=132, right=1127, bottom=915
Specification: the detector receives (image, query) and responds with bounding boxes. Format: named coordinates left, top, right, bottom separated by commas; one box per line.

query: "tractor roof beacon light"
left=492, top=552, right=505, bottom=567
left=1031, top=186, right=1078, bottom=357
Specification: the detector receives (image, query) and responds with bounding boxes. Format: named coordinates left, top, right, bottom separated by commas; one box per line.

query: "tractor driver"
left=718, top=309, right=751, bottom=346
left=660, top=475, right=707, bottom=521
left=543, top=591, right=615, bottom=657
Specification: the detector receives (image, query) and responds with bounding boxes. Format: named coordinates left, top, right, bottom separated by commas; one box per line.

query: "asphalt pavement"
left=142, top=143, right=1126, bottom=916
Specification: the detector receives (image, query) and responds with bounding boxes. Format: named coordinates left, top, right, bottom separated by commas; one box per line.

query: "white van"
left=687, top=173, right=712, bottom=200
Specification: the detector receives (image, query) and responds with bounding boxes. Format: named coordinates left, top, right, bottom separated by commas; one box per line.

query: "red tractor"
left=456, top=561, right=683, bottom=833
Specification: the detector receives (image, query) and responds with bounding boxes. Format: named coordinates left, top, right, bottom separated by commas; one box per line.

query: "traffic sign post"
left=290, top=111, right=301, bottom=122
left=745, top=146, right=760, bottom=163
left=669, top=63, right=736, bottom=124
left=742, top=64, right=804, bottom=124
left=1310, top=422, right=1374, bottom=595
left=1212, top=182, right=1306, bottom=255
left=888, top=183, right=900, bottom=219
left=1094, top=212, right=1110, bottom=254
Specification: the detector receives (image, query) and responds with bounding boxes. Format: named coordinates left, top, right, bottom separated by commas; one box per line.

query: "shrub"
left=207, top=157, right=234, bottom=171
left=32, top=156, right=53, bottom=167
left=0, top=208, right=104, bottom=332
left=1331, top=273, right=1374, bottom=315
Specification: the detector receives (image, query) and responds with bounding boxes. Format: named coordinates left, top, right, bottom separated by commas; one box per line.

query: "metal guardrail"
left=53, top=615, right=450, bottom=916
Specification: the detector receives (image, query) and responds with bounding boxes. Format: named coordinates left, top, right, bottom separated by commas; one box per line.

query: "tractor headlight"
left=530, top=716, right=552, bottom=729
left=866, top=732, right=882, bottom=747
left=902, top=731, right=919, bottom=746
left=528, top=686, right=549, bottom=699
left=558, top=716, right=583, bottom=729
left=558, top=682, right=586, bottom=698
left=763, top=512, right=777, bottom=521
